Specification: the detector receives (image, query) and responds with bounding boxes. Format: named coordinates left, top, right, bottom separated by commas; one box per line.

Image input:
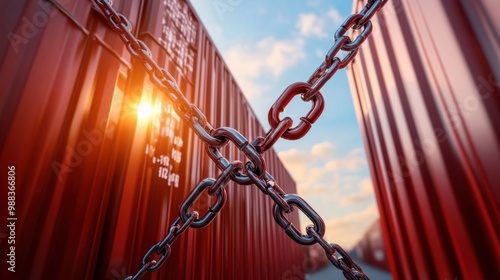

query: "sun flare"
left=137, top=102, right=153, bottom=120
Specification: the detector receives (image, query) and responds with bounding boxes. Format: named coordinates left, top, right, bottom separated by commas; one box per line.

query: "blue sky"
left=190, top=0, right=378, bottom=249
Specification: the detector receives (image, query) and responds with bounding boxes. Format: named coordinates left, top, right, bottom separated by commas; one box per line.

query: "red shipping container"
left=348, top=0, right=500, bottom=279
left=0, top=0, right=304, bottom=279
left=353, top=219, right=390, bottom=271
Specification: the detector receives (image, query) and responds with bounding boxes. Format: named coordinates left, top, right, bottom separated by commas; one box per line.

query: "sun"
left=137, top=102, right=153, bottom=120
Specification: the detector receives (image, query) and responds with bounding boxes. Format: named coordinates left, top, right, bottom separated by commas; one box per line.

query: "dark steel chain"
left=92, top=0, right=386, bottom=279
left=247, top=166, right=369, bottom=279
left=124, top=163, right=241, bottom=280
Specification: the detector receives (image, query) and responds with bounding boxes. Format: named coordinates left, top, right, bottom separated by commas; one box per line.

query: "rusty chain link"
left=93, top=0, right=386, bottom=279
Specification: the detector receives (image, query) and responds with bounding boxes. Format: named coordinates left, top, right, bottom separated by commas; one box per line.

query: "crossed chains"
left=92, top=0, right=387, bottom=279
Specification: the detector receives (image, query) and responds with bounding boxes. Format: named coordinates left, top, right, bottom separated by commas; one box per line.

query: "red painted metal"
left=304, top=244, right=328, bottom=273
left=353, top=219, right=390, bottom=271
left=348, top=0, right=500, bottom=279
left=0, top=0, right=304, bottom=279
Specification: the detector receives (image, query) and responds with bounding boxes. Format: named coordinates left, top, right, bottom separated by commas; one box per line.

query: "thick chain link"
left=92, top=0, right=386, bottom=279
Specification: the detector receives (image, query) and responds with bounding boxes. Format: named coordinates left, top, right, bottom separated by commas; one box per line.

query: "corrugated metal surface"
left=0, top=0, right=303, bottom=279
left=348, top=0, right=500, bottom=279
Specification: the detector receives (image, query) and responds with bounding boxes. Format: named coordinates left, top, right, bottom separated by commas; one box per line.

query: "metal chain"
left=124, top=163, right=241, bottom=280
left=92, top=0, right=387, bottom=279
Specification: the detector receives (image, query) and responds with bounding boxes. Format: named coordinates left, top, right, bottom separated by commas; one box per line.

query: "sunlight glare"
left=137, top=102, right=153, bottom=120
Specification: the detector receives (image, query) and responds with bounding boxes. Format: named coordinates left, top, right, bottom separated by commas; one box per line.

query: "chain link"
left=179, top=178, right=227, bottom=228
left=126, top=163, right=239, bottom=279
left=307, top=226, right=370, bottom=279
left=124, top=212, right=198, bottom=280
left=268, top=82, right=325, bottom=140
left=246, top=165, right=292, bottom=213
left=92, top=0, right=386, bottom=278
left=302, top=0, right=387, bottom=101
left=273, top=194, right=326, bottom=246
left=251, top=117, right=293, bottom=153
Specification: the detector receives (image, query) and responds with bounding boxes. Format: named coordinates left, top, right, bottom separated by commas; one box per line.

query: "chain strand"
left=92, top=0, right=386, bottom=279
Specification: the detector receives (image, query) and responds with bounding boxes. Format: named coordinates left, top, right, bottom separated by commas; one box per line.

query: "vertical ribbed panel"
left=348, top=0, right=500, bottom=279
left=0, top=0, right=303, bottom=279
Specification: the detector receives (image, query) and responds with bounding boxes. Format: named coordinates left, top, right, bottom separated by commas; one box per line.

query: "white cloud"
left=340, top=178, right=374, bottom=205
left=278, top=148, right=321, bottom=193
left=278, top=142, right=376, bottom=250
left=311, top=141, right=334, bottom=158
left=278, top=143, right=368, bottom=196
left=326, top=8, right=343, bottom=24
left=264, top=38, right=306, bottom=77
left=296, top=13, right=328, bottom=38
left=295, top=8, right=344, bottom=38
left=324, top=204, right=379, bottom=249
left=224, top=36, right=306, bottom=99
left=278, top=148, right=308, bottom=165
left=325, top=148, right=365, bottom=171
